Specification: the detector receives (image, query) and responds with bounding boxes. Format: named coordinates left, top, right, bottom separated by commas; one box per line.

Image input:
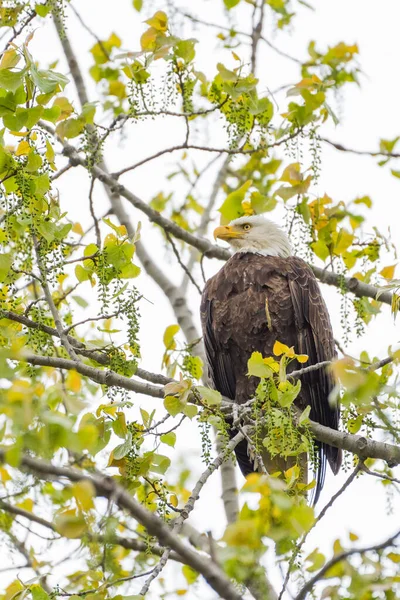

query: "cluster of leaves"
left=247, top=342, right=316, bottom=494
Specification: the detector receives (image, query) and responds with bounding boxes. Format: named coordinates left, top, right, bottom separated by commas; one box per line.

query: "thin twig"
left=88, top=177, right=101, bottom=248
left=294, top=528, right=400, bottom=600
left=165, top=230, right=202, bottom=294
left=278, top=463, right=361, bottom=600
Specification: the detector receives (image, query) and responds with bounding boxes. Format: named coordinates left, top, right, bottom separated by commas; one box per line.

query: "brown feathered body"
left=201, top=252, right=341, bottom=501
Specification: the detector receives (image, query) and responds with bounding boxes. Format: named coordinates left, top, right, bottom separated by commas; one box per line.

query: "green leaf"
left=30, top=64, right=69, bottom=93
left=35, top=4, right=51, bottom=17
left=45, top=139, right=55, bottom=162
left=113, top=432, right=133, bottom=459
left=26, top=152, right=42, bottom=173
left=37, top=221, right=57, bottom=243
left=224, top=0, right=241, bottom=8
left=311, top=239, right=330, bottom=261
left=42, top=105, right=61, bottom=123
left=183, top=404, right=198, bottom=419
left=151, top=453, right=171, bottom=474
left=30, top=584, right=50, bottom=600
left=218, top=179, right=253, bottom=224
left=54, top=512, right=87, bottom=539
left=250, top=191, right=277, bottom=214
left=247, top=352, right=274, bottom=378
left=81, top=102, right=96, bottom=124
left=216, top=62, right=237, bottom=81
left=75, top=264, right=91, bottom=282
left=182, top=565, right=199, bottom=584
left=56, top=118, right=85, bottom=139
left=277, top=380, right=301, bottom=408
left=160, top=432, right=176, bottom=447
left=133, top=0, right=143, bottom=10
left=25, top=105, right=43, bottom=128
left=164, top=395, right=182, bottom=417
left=34, top=173, right=50, bottom=195
left=196, top=385, right=222, bottom=406
left=175, top=39, right=197, bottom=63
left=0, top=69, right=26, bottom=92
left=298, top=405, right=311, bottom=424
left=3, top=109, right=28, bottom=132
left=0, top=253, right=12, bottom=281
left=347, top=415, right=363, bottom=434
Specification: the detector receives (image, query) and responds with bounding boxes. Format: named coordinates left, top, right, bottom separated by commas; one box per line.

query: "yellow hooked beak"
left=213, top=225, right=245, bottom=241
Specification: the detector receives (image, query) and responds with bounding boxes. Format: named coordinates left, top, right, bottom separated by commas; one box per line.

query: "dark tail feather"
left=327, top=443, right=342, bottom=475
left=312, top=442, right=342, bottom=505
left=228, top=426, right=255, bottom=477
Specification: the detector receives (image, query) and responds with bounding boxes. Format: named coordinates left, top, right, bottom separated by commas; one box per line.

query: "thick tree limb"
left=0, top=453, right=243, bottom=600
left=14, top=340, right=400, bottom=467
left=305, top=419, right=400, bottom=466
left=24, top=353, right=164, bottom=397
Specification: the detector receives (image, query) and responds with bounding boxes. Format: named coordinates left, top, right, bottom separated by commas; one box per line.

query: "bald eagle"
left=200, top=215, right=341, bottom=502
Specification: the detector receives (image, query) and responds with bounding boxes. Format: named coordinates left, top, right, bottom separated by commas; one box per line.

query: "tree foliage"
left=0, top=1, right=399, bottom=599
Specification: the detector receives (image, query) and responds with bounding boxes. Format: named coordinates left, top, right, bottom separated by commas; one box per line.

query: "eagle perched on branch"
left=200, top=215, right=341, bottom=502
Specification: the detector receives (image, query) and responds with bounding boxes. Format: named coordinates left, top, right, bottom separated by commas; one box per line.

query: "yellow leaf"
left=380, top=264, right=396, bottom=280
left=66, top=370, right=81, bottom=393
left=163, top=324, right=180, bottom=349
left=17, top=498, right=34, bottom=512
left=0, top=48, right=20, bottom=70
left=140, top=26, right=158, bottom=51
left=349, top=531, right=359, bottom=541
left=15, top=140, right=30, bottom=156
left=273, top=340, right=290, bottom=356
left=0, top=467, right=11, bottom=482
left=109, top=80, right=126, bottom=98
left=169, top=494, right=178, bottom=507
left=72, top=222, right=84, bottom=235
left=297, top=354, right=309, bottom=363
left=72, top=480, right=95, bottom=511
left=45, top=139, right=55, bottom=163
left=54, top=510, right=87, bottom=539
left=145, top=10, right=168, bottom=31
left=280, top=162, right=302, bottom=185
left=8, top=379, right=31, bottom=402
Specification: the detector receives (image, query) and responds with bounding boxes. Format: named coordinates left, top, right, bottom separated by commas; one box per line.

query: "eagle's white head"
left=214, top=215, right=292, bottom=258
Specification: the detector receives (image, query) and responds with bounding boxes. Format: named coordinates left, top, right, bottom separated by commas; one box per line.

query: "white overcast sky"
left=3, top=0, right=400, bottom=597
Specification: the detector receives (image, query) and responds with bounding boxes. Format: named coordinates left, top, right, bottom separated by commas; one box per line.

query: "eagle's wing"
left=201, top=292, right=236, bottom=399
left=287, top=257, right=342, bottom=496
left=201, top=277, right=258, bottom=477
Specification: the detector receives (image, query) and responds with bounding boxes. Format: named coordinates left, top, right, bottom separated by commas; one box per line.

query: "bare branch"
left=34, top=239, right=80, bottom=362
left=113, top=132, right=301, bottom=178
left=251, top=0, right=265, bottom=74
left=321, top=137, right=400, bottom=159
left=181, top=11, right=301, bottom=64
left=278, top=463, right=361, bottom=600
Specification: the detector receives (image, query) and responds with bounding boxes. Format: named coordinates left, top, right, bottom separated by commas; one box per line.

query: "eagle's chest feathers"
left=214, top=254, right=294, bottom=342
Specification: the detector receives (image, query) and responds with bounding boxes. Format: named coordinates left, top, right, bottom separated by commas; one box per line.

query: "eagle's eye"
left=242, top=224, right=251, bottom=231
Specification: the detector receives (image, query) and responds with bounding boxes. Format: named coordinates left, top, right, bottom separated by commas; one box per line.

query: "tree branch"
left=0, top=453, right=244, bottom=600
left=294, top=528, right=400, bottom=600
left=321, top=137, right=400, bottom=159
